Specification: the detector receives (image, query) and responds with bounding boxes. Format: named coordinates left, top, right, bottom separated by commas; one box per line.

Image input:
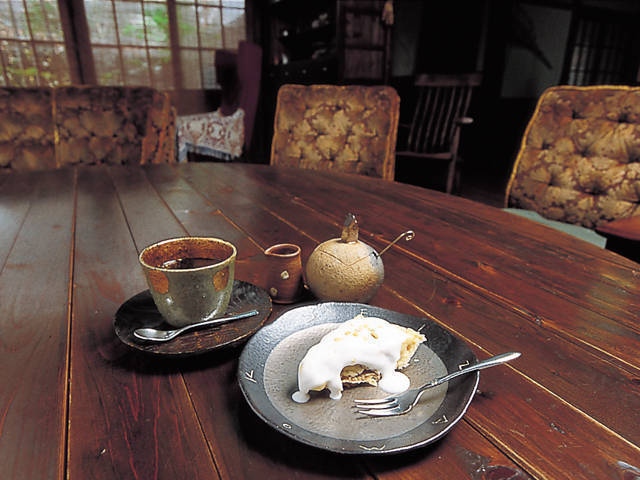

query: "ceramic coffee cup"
left=139, top=236, right=236, bottom=327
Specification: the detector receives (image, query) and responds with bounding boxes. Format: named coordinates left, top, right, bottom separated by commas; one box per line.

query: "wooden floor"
left=457, top=170, right=506, bottom=208
left=395, top=154, right=509, bottom=208
left=395, top=158, right=508, bottom=208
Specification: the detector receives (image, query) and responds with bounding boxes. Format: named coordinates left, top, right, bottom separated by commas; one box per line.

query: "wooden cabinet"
left=340, top=0, right=392, bottom=83
left=267, top=0, right=338, bottom=84
left=266, top=0, right=392, bottom=85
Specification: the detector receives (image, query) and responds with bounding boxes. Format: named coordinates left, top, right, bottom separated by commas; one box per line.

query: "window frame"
left=560, top=6, right=640, bottom=86
left=0, top=0, right=246, bottom=90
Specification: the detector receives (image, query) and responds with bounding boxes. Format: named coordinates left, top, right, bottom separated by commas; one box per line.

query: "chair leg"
left=445, top=159, right=457, bottom=194
left=453, top=165, right=462, bottom=195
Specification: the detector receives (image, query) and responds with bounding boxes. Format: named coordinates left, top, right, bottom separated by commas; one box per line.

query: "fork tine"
left=353, top=400, right=398, bottom=410
left=357, top=408, right=404, bottom=417
left=353, top=396, right=394, bottom=405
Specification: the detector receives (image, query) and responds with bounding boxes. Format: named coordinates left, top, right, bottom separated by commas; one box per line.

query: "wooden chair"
left=270, top=84, right=400, bottom=180
left=395, top=73, right=482, bottom=194
left=505, top=85, right=640, bottom=230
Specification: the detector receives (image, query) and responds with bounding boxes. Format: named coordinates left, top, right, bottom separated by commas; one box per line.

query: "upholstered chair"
left=0, top=88, right=56, bottom=171
left=505, top=85, right=640, bottom=238
left=270, top=84, right=400, bottom=180
left=0, top=86, right=175, bottom=172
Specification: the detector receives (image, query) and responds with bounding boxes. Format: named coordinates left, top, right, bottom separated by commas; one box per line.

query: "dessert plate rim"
left=237, top=301, right=479, bottom=454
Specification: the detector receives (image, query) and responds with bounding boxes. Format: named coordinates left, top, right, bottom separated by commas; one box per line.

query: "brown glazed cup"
left=139, top=237, right=236, bottom=327
left=264, top=243, right=304, bottom=304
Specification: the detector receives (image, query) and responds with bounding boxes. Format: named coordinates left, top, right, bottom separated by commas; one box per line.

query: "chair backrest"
left=270, top=84, right=400, bottom=181
left=0, top=86, right=175, bottom=172
left=0, top=88, right=56, bottom=171
left=405, top=73, right=482, bottom=155
left=505, top=85, right=640, bottom=228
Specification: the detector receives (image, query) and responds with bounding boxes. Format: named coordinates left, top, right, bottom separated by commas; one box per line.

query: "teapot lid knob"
left=341, top=213, right=359, bottom=243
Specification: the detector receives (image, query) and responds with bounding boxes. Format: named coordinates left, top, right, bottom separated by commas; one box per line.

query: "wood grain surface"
left=0, top=163, right=638, bottom=480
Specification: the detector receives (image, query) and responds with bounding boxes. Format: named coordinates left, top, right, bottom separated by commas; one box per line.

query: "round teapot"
left=305, top=213, right=413, bottom=303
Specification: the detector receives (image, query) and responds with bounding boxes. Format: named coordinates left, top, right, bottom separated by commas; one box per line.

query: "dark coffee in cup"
left=160, top=257, right=226, bottom=269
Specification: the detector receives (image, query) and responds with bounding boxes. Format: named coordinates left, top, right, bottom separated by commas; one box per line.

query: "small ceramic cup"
left=264, top=243, right=304, bottom=304
left=139, top=236, right=236, bottom=327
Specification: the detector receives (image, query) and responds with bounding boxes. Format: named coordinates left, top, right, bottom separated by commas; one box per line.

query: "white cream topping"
left=291, top=314, right=425, bottom=403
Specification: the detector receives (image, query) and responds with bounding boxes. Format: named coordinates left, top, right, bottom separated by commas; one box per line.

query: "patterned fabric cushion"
left=506, top=85, right=640, bottom=228
left=0, top=86, right=176, bottom=172
left=0, top=88, right=56, bottom=171
left=270, top=85, right=400, bottom=180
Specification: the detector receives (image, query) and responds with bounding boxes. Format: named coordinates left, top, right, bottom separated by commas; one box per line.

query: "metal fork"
left=354, top=352, right=521, bottom=417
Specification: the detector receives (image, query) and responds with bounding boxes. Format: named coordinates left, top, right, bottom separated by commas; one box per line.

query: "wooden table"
left=1, top=163, right=639, bottom=479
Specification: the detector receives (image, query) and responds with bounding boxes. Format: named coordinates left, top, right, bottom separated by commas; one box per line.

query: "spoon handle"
left=177, top=309, right=260, bottom=335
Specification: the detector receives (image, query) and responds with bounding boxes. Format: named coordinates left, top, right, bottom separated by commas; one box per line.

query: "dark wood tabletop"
left=1, top=163, right=639, bottom=480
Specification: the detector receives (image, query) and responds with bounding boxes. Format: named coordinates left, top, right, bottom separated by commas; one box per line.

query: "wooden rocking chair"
left=396, top=73, right=482, bottom=193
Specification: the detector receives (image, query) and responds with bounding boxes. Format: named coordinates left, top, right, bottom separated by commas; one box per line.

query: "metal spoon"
left=133, top=309, right=260, bottom=342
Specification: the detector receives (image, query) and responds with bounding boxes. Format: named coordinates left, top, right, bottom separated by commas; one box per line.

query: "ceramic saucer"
left=114, top=280, right=272, bottom=356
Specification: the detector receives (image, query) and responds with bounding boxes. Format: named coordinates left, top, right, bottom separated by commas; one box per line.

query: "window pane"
left=175, top=1, right=245, bottom=89
left=91, top=0, right=245, bottom=89
left=198, top=6, right=223, bottom=49
left=35, top=44, right=71, bottom=85
left=0, top=0, right=245, bottom=89
left=26, top=0, right=65, bottom=42
left=222, top=7, right=245, bottom=48
left=1, top=3, right=29, bottom=40
left=85, top=1, right=117, bottom=44
left=116, top=1, right=145, bottom=46
left=201, top=48, right=216, bottom=87
left=144, top=4, right=171, bottom=47
left=1, top=41, right=37, bottom=86
left=222, top=0, right=244, bottom=8
left=87, top=1, right=172, bottom=88
left=93, top=46, right=123, bottom=85
left=181, top=49, right=201, bottom=88
left=0, top=1, right=69, bottom=87
left=177, top=4, right=198, bottom=48
left=564, top=12, right=638, bottom=85
left=1, top=41, right=21, bottom=86
left=149, top=47, right=174, bottom=89
left=122, top=46, right=151, bottom=84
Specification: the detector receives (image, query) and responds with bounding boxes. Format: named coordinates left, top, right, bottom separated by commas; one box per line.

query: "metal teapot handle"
left=376, top=230, right=415, bottom=257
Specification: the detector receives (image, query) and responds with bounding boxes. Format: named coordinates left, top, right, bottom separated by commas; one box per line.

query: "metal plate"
left=238, top=302, right=478, bottom=454
left=114, top=280, right=272, bottom=356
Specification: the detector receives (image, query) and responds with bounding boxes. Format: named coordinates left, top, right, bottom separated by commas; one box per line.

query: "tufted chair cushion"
left=0, top=88, right=57, bottom=171
left=270, top=84, right=400, bottom=180
left=506, top=85, right=640, bottom=229
left=0, top=86, right=176, bottom=172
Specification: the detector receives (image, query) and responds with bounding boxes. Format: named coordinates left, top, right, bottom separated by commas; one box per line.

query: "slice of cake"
left=291, top=314, right=426, bottom=403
